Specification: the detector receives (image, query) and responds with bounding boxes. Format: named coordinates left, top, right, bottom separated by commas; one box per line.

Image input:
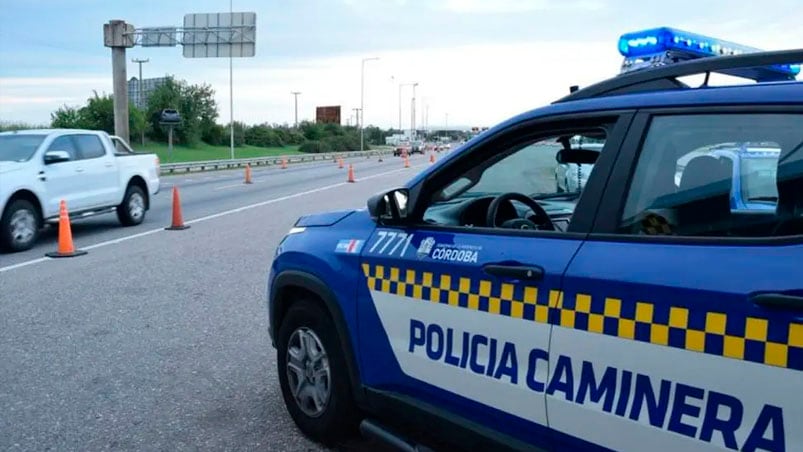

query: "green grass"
left=132, top=142, right=301, bottom=163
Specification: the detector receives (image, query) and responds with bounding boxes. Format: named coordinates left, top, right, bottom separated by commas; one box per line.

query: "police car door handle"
left=482, top=264, right=544, bottom=281
left=750, top=293, right=803, bottom=310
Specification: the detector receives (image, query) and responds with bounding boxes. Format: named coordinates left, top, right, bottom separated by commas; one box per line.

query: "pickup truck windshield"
left=0, top=135, right=46, bottom=162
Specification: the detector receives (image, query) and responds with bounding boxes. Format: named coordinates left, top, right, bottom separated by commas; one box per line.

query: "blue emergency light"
left=617, top=27, right=800, bottom=81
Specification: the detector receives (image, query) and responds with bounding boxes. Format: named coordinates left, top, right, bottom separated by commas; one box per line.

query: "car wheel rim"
left=286, top=327, right=331, bottom=417
left=9, top=209, right=36, bottom=246
left=128, top=193, right=145, bottom=221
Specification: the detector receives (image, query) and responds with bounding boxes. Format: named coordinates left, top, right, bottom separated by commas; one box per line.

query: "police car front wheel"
left=277, top=299, right=360, bottom=445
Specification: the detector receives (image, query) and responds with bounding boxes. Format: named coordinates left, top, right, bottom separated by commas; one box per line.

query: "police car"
left=267, top=27, right=803, bottom=451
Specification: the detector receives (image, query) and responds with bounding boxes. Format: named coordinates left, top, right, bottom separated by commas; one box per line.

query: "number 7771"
left=368, top=231, right=414, bottom=257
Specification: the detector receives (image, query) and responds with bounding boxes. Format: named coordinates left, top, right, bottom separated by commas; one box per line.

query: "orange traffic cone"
left=45, top=200, right=87, bottom=258
left=165, top=186, right=190, bottom=230
left=430, top=153, right=436, bottom=164
left=347, top=164, right=356, bottom=183
left=404, top=155, right=410, bottom=168
left=244, top=164, right=253, bottom=184
left=338, top=157, right=344, bottom=169
left=281, top=158, right=288, bottom=169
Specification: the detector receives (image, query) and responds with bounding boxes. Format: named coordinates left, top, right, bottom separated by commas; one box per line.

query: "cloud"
left=0, top=38, right=630, bottom=128
left=438, top=0, right=605, bottom=14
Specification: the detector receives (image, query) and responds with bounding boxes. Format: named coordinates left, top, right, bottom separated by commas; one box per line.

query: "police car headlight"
left=287, top=227, right=306, bottom=235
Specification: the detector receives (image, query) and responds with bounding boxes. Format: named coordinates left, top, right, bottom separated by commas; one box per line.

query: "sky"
left=1, top=0, right=801, bottom=129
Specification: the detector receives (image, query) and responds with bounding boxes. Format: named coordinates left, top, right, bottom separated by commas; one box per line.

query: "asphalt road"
left=0, top=151, right=436, bottom=451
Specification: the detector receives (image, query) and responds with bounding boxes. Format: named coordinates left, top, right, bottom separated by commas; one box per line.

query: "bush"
left=299, top=141, right=325, bottom=153
left=245, top=124, right=285, bottom=147
left=202, top=122, right=227, bottom=146
left=322, top=134, right=360, bottom=153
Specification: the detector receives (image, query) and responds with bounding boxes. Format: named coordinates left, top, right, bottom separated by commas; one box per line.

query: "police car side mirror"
left=367, top=188, right=409, bottom=224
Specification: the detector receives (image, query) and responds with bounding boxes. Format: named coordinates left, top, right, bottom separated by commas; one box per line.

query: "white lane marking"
left=82, top=228, right=166, bottom=251
left=0, top=165, right=423, bottom=274
left=188, top=166, right=419, bottom=224
left=213, top=183, right=246, bottom=191
left=0, top=257, right=49, bottom=273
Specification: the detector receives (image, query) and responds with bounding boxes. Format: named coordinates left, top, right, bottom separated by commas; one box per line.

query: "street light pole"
left=396, top=82, right=416, bottom=134
left=291, top=91, right=301, bottom=128
left=410, top=82, right=418, bottom=140
left=229, top=0, right=234, bottom=160
left=398, top=84, right=402, bottom=131
left=360, top=56, right=379, bottom=152
left=131, top=57, right=149, bottom=146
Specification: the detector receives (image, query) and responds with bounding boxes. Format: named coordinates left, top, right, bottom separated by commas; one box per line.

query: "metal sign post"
left=160, top=109, right=181, bottom=163
left=167, top=125, right=174, bottom=162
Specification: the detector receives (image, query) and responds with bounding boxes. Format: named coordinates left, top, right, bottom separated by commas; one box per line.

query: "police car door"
left=553, top=111, right=803, bottom=452
left=357, top=114, right=631, bottom=447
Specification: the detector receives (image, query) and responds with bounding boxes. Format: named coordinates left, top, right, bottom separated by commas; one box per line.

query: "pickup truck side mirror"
left=367, top=188, right=410, bottom=224
left=44, top=150, right=71, bottom=164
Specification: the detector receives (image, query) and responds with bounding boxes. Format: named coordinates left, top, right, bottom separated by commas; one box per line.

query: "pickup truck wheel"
left=1, top=199, right=40, bottom=252
left=117, top=185, right=146, bottom=226
left=277, top=299, right=359, bottom=446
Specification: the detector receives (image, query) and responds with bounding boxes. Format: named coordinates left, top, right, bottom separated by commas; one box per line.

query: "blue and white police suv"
left=267, top=28, right=803, bottom=452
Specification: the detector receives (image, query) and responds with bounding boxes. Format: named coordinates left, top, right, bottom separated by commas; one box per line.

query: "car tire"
left=277, top=298, right=360, bottom=446
left=117, top=184, right=146, bottom=226
left=0, top=199, right=41, bottom=253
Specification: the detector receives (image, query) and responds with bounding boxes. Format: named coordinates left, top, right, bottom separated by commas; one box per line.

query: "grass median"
left=133, top=142, right=302, bottom=163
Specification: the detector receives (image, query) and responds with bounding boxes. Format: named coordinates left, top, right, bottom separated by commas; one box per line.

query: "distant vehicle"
left=393, top=143, right=410, bottom=157
left=159, top=109, right=181, bottom=124
left=679, top=143, right=781, bottom=212
left=0, top=129, right=161, bottom=252
left=409, top=140, right=424, bottom=154
left=555, top=141, right=603, bottom=192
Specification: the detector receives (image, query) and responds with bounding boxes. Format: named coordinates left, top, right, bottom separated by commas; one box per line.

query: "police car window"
left=618, top=113, right=803, bottom=238
left=423, top=131, right=607, bottom=229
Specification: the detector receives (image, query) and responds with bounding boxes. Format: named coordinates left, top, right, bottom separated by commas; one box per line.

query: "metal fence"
left=159, top=148, right=395, bottom=174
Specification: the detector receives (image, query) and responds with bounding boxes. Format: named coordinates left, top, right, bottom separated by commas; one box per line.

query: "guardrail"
left=158, top=148, right=396, bottom=175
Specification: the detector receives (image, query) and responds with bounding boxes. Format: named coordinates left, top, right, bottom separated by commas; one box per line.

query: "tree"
left=80, top=91, right=115, bottom=133
left=145, top=77, right=218, bottom=146
left=51, top=105, right=86, bottom=129
left=363, top=125, right=390, bottom=145
left=245, top=123, right=285, bottom=148
left=299, top=120, right=325, bottom=141
left=49, top=91, right=146, bottom=139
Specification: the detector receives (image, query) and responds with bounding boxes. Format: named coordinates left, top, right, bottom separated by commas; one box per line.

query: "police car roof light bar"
left=617, top=27, right=800, bottom=79
left=554, top=48, right=803, bottom=104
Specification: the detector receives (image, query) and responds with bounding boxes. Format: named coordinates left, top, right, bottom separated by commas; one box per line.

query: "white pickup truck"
left=0, top=129, right=160, bottom=252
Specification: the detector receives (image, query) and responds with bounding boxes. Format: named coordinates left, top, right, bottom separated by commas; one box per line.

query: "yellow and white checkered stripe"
left=362, top=263, right=803, bottom=371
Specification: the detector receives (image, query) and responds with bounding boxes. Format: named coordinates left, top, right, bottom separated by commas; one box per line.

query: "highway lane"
left=0, top=153, right=435, bottom=451
left=0, top=151, right=429, bottom=269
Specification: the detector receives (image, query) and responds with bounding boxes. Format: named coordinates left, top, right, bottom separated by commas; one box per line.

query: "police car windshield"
left=460, top=142, right=576, bottom=199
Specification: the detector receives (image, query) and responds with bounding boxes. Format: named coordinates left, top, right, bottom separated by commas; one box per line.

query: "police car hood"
left=294, top=209, right=358, bottom=227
